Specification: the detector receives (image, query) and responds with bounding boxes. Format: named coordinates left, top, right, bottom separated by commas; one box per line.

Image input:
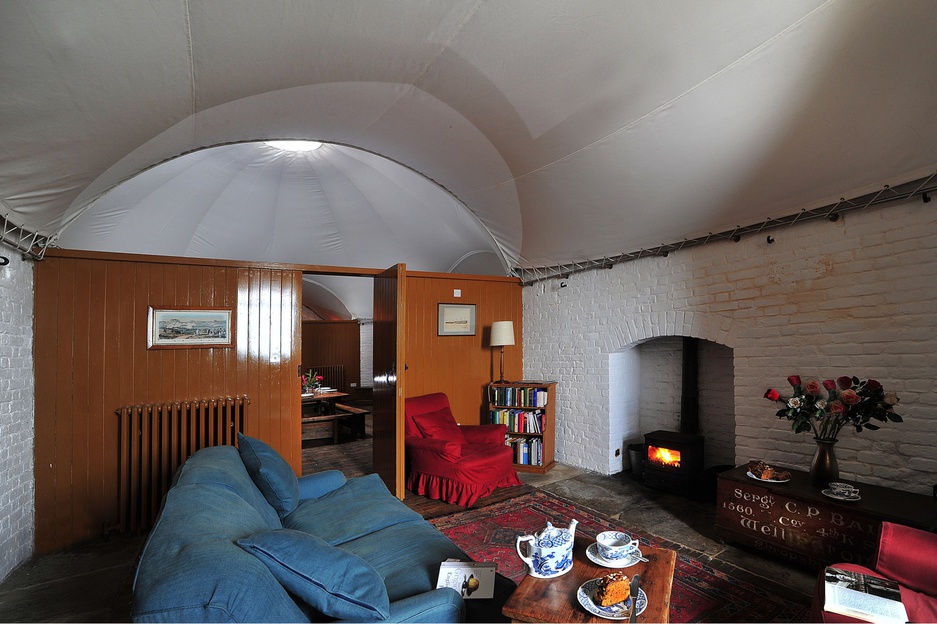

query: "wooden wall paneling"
left=301, top=320, right=361, bottom=397
left=404, top=273, right=522, bottom=425
left=33, top=259, right=58, bottom=551
left=283, top=271, right=302, bottom=471
left=72, top=257, right=93, bottom=539
left=102, top=260, right=123, bottom=531
left=87, top=259, right=108, bottom=535
left=54, top=258, right=77, bottom=547
left=33, top=253, right=303, bottom=553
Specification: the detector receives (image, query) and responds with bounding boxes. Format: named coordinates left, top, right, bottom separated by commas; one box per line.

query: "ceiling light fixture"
left=264, top=140, right=323, bottom=152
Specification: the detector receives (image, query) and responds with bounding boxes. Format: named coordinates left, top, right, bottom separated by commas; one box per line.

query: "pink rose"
left=837, top=376, right=853, bottom=390
left=804, top=379, right=823, bottom=396
left=822, top=379, right=837, bottom=391
left=840, top=389, right=861, bottom=405
left=764, top=389, right=781, bottom=401
left=787, top=375, right=802, bottom=387
left=828, top=400, right=846, bottom=414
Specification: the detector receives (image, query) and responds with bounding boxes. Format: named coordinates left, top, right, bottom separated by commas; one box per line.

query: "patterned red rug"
left=429, top=490, right=810, bottom=623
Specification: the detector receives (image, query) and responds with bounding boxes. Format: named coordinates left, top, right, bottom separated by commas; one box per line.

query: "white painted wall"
left=0, top=253, right=35, bottom=580
left=524, top=198, right=937, bottom=496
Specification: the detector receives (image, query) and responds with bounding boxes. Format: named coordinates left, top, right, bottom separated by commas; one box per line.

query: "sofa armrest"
left=873, top=521, right=937, bottom=595
left=381, top=588, right=464, bottom=623
left=461, top=423, right=507, bottom=445
left=406, top=436, right=462, bottom=462
left=297, top=469, right=346, bottom=500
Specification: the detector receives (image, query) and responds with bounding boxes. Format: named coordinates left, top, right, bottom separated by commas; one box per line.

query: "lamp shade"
left=490, top=321, right=515, bottom=347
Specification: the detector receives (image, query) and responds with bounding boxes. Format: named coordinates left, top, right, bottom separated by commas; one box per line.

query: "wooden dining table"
left=501, top=535, right=676, bottom=623
left=301, top=390, right=349, bottom=416
left=301, top=391, right=351, bottom=444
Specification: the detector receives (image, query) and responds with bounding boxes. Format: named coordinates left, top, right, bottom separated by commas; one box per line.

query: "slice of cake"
left=593, top=572, right=631, bottom=607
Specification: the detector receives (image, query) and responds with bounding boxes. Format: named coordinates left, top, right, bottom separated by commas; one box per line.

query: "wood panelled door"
left=372, top=264, right=406, bottom=497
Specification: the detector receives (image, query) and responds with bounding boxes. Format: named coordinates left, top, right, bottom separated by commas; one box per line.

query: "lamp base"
left=493, top=378, right=510, bottom=385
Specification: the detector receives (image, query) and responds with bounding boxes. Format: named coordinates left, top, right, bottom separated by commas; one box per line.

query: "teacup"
left=596, top=530, right=640, bottom=561
left=829, top=482, right=858, bottom=496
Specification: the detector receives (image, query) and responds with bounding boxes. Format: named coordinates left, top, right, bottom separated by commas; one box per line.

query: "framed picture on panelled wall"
left=437, top=303, right=476, bottom=336
left=147, top=306, right=235, bottom=349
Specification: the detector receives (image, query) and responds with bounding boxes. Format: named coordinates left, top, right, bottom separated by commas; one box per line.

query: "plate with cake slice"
left=746, top=460, right=791, bottom=483
left=577, top=574, right=647, bottom=620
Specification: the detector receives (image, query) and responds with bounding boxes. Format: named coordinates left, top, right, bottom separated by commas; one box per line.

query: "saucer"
left=586, top=542, right=642, bottom=568
left=822, top=488, right=861, bottom=501
left=577, top=579, right=647, bottom=620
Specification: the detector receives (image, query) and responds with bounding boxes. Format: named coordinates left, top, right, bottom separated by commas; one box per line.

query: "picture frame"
left=438, top=303, right=476, bottom=336
left=147, top=306, right=234, bottom=349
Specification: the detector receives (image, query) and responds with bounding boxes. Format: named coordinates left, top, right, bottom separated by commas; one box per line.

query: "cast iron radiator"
left=307, top=364, right=345, bottom=392
left=115, top=396, right=249, bottom=533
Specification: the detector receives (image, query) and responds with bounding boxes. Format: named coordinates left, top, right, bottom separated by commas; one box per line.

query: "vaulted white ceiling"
left=3, top=1, right=936, bottom=318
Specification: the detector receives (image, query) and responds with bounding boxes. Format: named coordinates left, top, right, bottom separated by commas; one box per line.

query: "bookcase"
left=487, top=381, right=556, bottom=474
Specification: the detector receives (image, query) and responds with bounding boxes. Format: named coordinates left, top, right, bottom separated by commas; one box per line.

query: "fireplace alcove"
left=611, top=335, right=736, bottom=492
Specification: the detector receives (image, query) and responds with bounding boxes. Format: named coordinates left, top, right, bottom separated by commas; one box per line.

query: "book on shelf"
left=489, top=385, right=549, bottom=408
left=823, top=567, right=908, bottom=624
left=435, top=560, right=497, bottom=599
left=490, top=408, right=544, bottom=433
left=506, top=436, right=542, bottom=465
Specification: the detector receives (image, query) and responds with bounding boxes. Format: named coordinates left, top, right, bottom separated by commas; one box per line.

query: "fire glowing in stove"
left=647, top=445, right=682, bottom=469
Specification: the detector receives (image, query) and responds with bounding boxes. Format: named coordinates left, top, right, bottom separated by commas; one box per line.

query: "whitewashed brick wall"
left=524, top=198, right=937, bottom=496
left=0, top=253, right=35, bottom=580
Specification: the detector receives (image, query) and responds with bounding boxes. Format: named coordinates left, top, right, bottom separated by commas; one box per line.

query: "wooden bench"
left=301, top=414, right=343, bottom=444
left=335, top=403, right=369, bottom=439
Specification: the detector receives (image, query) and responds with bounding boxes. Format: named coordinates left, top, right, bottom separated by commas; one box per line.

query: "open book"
left=436, top=560, right=497, bottom=599
left=824, top=567, right=908, bottom=624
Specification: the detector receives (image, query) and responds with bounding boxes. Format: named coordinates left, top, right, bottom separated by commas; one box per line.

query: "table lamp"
left=490, top=321, right=515, bottom=384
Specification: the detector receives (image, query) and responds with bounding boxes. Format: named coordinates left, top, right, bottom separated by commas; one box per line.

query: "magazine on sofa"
left=823, top=567, right=908, bottom=624
left=436, top=560, right=497, bottom=599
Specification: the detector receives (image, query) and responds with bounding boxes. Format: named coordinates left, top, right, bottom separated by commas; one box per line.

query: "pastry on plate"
left=593, top=572, right=631, bottom=607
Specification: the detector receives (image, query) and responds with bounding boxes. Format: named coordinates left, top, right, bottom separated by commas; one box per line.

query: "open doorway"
left=299, top=266, right=407, bottom=498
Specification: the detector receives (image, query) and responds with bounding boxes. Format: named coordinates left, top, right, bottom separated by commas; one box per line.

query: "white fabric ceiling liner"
left=3, top=0, right=937, bottom=279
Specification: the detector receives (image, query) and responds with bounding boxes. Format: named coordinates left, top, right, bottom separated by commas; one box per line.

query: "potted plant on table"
left=764, top=375, right=902, bottom=484
left=302, top=370, right=323, bottom=395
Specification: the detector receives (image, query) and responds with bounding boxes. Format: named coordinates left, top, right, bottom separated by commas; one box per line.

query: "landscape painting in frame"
left=148, top=306, right=234, bottom=349
left=438, top=303, right=476, bottom=336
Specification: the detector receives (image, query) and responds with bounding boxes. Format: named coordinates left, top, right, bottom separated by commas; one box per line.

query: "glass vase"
left=810, top=437, right=839, bottom=486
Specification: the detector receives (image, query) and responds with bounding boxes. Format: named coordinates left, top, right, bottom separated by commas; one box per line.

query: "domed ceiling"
left=2, top=1, right=937, bottom=318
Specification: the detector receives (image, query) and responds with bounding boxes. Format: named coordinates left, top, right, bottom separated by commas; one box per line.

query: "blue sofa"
left=132, top=434, right=467, bottom=622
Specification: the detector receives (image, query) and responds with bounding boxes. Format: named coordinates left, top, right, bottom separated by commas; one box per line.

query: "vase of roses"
left=764, top=375, right=902, bottom=484
left=302, top=370, right=323, bottom=395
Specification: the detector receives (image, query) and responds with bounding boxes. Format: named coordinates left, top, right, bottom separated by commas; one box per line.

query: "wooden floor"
left=302, top=415, right=535, bottom=518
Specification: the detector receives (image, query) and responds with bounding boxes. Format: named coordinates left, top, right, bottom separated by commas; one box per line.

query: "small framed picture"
left=438, top=303, right=476, bottom=336
left=147, top=306, right=234, bottom=349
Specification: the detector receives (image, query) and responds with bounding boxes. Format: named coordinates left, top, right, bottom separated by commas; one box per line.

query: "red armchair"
left=810, top=521, right=937, bottom=623
left=404, top=392, right=522, bottom=506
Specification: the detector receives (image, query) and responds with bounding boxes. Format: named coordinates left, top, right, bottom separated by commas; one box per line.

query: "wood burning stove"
left=643, top=430, right=704, bottom=494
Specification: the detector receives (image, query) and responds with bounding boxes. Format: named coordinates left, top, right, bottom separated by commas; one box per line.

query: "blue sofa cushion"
left=171, top=444, right=281, bottom=529
left=337, top=521, right=467, bottom=603
left=238, top=529, right=390, bottom=621
left=283, top=473, right=423, bottom=545
left=238, top=433, right=300, bottom=517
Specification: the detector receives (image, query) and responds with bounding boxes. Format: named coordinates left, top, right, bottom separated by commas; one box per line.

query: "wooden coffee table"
left=502, top=535, right=676, bottom=623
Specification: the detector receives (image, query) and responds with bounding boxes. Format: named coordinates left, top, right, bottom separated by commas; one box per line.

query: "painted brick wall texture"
left=523, top=198, right=937, bottom=496
left=0, top=253, right=35, bottom=580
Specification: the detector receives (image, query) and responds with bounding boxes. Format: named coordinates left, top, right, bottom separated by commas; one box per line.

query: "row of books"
left=489, top=386, right=549, bottom=408
left=506, top=436, right=543, bottom=466
left=489, top=409, right=544, bottom=433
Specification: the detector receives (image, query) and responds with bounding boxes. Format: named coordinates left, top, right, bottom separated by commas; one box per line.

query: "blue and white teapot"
left=515, top=519, right=578, bottom=578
